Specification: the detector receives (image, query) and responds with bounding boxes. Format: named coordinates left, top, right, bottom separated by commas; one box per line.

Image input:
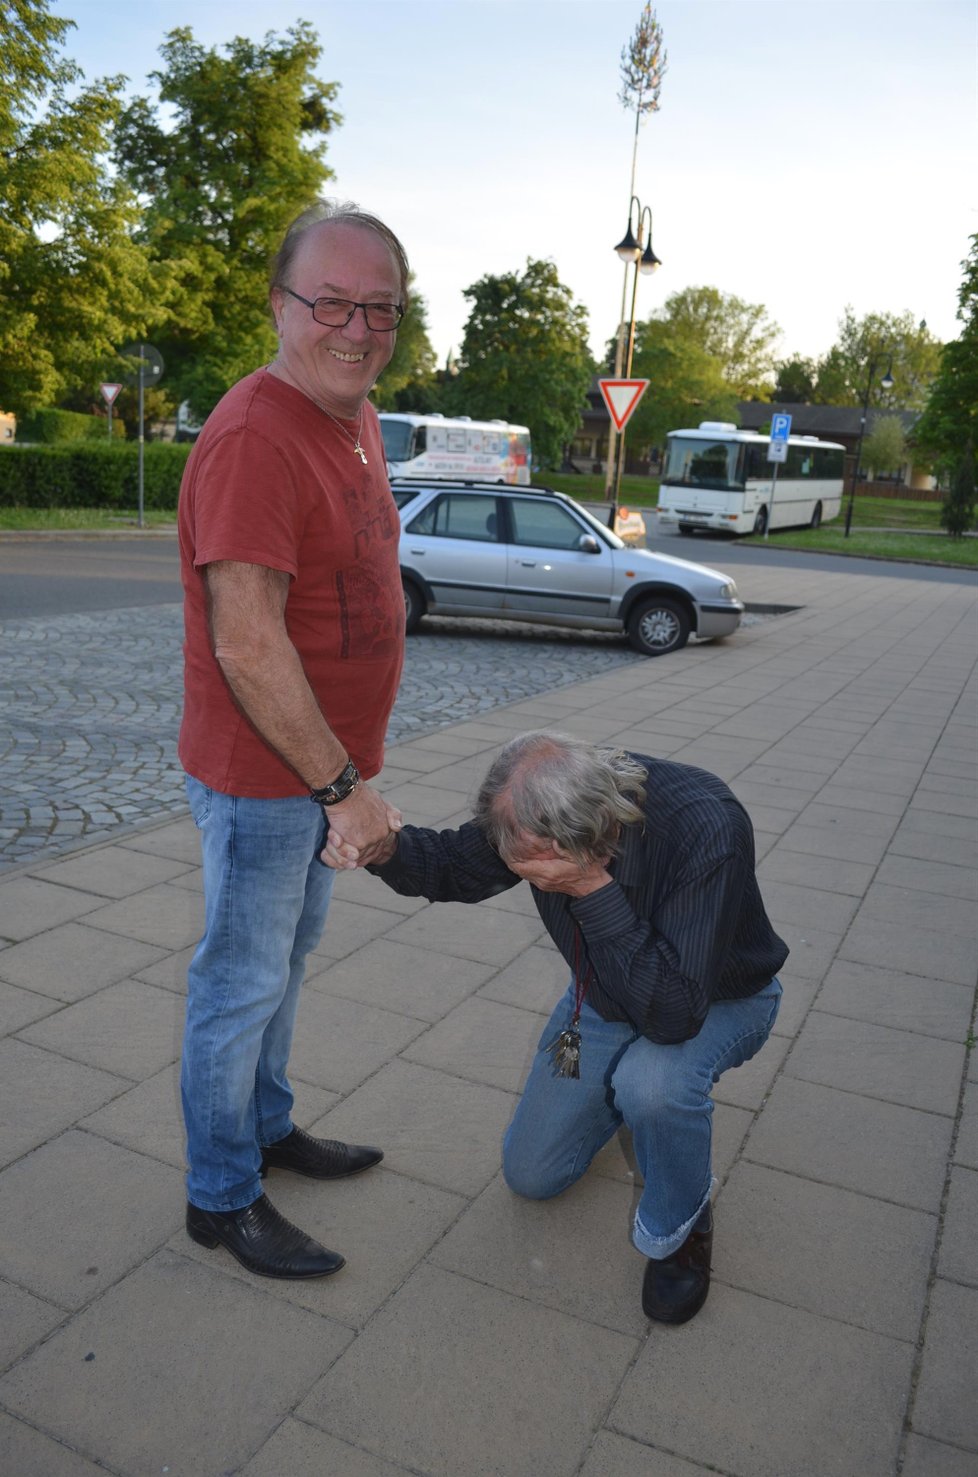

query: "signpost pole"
left=99, top=382, right=122, bottom=441
left=765, top=412, right=792, bottom=541
left=118, top=345, right=162, bottom=529
left=614, top=425, right=628, bottom=507
left=137, top=344, right=145, bottom=530
left=766, top=461, right=779, bottom=542
left=598, top=378, right=651, bottom=524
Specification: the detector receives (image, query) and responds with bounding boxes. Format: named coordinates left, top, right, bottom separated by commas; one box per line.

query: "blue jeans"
left=182, top=777, right=334, bottom=1211
left=503, top=977, right=782, bottom=1258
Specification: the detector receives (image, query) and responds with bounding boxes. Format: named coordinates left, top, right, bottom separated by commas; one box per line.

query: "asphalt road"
left=1, top=527, right=975, bottom=621
left=0, top=537, right=183, bottom=617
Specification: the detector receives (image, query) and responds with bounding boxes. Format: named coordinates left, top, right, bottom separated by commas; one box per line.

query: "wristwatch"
left=309, top=760, right=361, bottom=807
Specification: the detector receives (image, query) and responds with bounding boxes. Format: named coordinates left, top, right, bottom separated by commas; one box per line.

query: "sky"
left=51, top=0, right=977, bottom=372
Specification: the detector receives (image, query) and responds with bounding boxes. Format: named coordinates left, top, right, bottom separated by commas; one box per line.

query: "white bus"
left=657, top=421, right=845, bottom=536
left=378, top=413, right=532, bottom=485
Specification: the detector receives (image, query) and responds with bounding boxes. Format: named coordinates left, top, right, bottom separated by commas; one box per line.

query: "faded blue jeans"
left=182, top=777, right=334, bottom=1212
left=503, top=977, right=782, bottom=1258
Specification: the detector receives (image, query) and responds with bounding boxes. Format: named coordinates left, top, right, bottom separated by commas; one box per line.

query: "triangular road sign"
left=100, top=382, right=123, bottom=405
left=598, top=379, right=649, bottom=431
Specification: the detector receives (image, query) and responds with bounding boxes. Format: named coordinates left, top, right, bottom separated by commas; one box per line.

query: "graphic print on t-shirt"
left=334, top=475, right=403, bottom=660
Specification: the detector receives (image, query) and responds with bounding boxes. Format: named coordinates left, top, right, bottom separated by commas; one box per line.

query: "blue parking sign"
left=771, top=413, right=792, bottom=442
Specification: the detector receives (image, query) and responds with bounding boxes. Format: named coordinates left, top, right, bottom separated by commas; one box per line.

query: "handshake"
left=319, top=781, right=403, bottom=871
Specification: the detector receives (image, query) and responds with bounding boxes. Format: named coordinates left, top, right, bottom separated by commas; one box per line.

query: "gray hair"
left=269, top=198, right=410, bottom=305
left=475, top=732, right=647, bottom=865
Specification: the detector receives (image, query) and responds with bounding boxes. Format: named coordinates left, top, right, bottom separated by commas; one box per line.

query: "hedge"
left=0, top=443, right=192, bottom=510
left=16, top=407, right=125, bottom=443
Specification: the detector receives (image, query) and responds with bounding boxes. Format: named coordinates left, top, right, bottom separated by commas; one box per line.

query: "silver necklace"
left=316, top=402, right=367, bottom=464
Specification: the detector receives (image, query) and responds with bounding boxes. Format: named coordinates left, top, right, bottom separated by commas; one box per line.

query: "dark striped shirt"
left=371, top=755, right=789, bottom=1044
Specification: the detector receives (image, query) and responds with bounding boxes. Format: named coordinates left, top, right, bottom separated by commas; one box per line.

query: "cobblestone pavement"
left=0, top=603, right=657, bottom=870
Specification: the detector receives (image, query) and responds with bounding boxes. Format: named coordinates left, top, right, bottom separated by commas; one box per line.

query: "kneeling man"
left=324, top=732, right=788, bottom=1324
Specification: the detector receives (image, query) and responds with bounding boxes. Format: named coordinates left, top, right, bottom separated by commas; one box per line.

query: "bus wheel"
left=810, top=501, right=823, bottom=529
left=753, top=506, right=768, bottom=536
left=627, top=597, right=691, bottom=657
left=403, top=578, right=425, bottom=634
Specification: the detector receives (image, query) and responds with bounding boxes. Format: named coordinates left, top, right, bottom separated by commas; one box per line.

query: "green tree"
left=626, top=319, right=737, bottom=452
left=619, top=1, right=667, bottom=124
left=114, top=23, right=340, bottom=419
left=861, top=414, right=907, bottom=477
left=940, top=441, right=976, bottom=538
left=648, top=286, right=781, bottom=399
left=815, top=308, right=942, bottom=410
left=370, top=278, right=437, bottom=411
left=0, top=0, right=161, bottom=416
left=447, top=259, right=594, bottom=469
left=914, top=235, right=978, bottom=484
left=773, top=355, right=818, bottom=403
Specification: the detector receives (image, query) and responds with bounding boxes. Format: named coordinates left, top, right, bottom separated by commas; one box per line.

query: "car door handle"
left=408, top=548, right=426, bottom=555
left=519, top=560, right=536, bottom=567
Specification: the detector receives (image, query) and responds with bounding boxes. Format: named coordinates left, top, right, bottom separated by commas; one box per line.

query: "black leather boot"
left=186, top=1193, right=345, bottom=1279
left=261, top=1125, right=383, bottom=1179
left=641, top=1204, right=713, bottom=1324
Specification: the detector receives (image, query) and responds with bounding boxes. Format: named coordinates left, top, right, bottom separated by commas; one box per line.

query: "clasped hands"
left=319, top=783, right=402, bottom=870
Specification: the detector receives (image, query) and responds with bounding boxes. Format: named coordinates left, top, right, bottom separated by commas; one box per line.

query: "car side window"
left=406, top=493, right=499, bottom=541
left=509, top=500, right=588, bottom=550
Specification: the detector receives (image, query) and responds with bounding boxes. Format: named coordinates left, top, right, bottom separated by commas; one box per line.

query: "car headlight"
left=719, top=581, right=738, bottom=600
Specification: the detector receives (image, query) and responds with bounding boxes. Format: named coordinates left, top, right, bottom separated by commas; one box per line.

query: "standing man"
left=325, top=732, right=788, bottom=1323
left=177, top=200, right=407, bottom=1279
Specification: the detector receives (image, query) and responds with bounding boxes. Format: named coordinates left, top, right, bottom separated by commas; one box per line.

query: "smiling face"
left=269, top=220, right=401, bottom=419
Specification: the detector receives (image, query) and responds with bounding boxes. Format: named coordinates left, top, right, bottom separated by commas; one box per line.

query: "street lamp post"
left=844, top=352, right=894, bottom=537
left=606, top=195, right=661, bottom=503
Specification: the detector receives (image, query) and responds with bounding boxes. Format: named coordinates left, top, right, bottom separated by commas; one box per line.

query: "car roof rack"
left=389, top=477, right=561, bottom=499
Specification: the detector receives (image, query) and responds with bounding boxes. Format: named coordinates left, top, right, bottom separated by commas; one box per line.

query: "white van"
left=379, top=413, right=531, bottom=485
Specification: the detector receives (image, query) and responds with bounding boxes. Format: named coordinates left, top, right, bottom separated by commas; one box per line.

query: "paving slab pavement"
left=0, top=560, right=976, bottom=1476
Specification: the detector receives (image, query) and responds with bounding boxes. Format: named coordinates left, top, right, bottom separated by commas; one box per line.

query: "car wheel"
left=810, top=501, right=823, bottom=529
left=402, top=578, right=425, bottom=634
left=753, top=506, right=768, bottom=536
left=627, top=597, right=691, bottom=657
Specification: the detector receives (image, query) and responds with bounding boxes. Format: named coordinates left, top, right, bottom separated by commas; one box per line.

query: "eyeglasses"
left=282, top=288, right=403, bottom=332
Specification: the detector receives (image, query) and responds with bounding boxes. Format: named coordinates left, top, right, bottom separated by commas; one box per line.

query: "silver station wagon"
left=392, top=480, right=744, bottom=657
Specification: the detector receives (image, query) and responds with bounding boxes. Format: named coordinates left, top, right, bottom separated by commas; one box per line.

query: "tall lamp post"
left=844, top=352, right=894, bottom=537
left=606, top=195, right=661, bottom=503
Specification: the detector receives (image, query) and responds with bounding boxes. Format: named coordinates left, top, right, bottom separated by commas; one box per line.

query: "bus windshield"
left=379, top=420, right=415, bottom=463
left=663, top=436, right=744, bottom=492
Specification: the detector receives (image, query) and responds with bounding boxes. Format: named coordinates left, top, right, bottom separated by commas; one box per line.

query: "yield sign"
left=598, top=379, right=649, bottom=431
left=100, top=382, right=122, bottom=405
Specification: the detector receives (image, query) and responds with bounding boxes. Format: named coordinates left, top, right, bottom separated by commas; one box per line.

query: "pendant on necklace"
left=353, top=442, right=368, bottom=465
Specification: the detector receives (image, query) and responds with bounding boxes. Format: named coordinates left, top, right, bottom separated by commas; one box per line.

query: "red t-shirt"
left=177, top=368, right=405, bottom=797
